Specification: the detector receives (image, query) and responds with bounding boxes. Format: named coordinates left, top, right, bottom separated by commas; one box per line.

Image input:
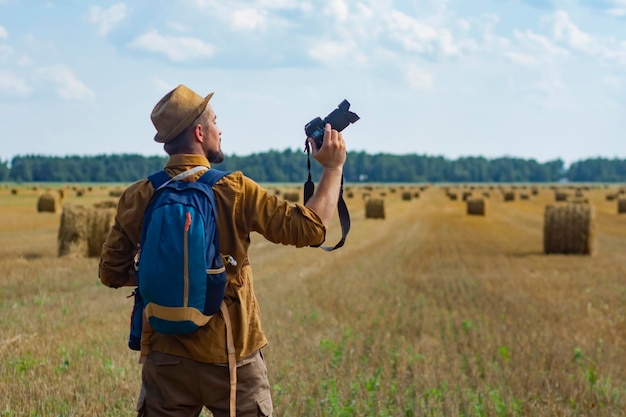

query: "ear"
left=193, top=123, right=204, bottom=143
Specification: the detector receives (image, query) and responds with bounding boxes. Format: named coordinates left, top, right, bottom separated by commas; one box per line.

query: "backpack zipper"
left=183, top=211, right=191, bottom=307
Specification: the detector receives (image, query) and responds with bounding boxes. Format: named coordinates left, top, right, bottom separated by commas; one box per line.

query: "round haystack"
left=401, top=191, right=412, bottom=201
left=87, top=207, right=116, bottom=257
left=462, top=191, right=472, bottom=201
left=543, top=203, right=596, bottom=255
left=554, top=191, right=568, bottom=202
left=10, top=189, right=18, bottom=195
left=58, top=205, right=116, bottom=258
left=58, top=204, right=90, bottom=257
left=109, top=188, right=124, bottom=197
left=520, top=193, right=530, bottom=200
left=503, top=191, right=515, bottom=202
left=447, top=192, right=458, bottom=201
left=93, top=200, right=118, bottom=209
left=606, top=194, right=616, bottom=201
left=365, top=198, right=385, bottom=219
left=282, top=191, right=300, bottom=203
left=37, top=191, right=62, bottom=213
left=466, top=198, right=485, bottom=216
left=618, top=198, right=626, bottom=214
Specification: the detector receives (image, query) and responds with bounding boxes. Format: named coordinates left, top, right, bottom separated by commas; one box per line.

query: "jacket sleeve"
left=234, top=173, right=327, bottom=247
left=98, top=179, right=153, bottom=288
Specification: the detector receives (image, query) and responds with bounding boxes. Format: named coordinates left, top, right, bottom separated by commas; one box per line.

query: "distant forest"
left=1, top=150, right=626, bottom=183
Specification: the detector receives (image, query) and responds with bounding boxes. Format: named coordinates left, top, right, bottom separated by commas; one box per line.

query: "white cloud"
left=36, top=66, right=94, bottom=100
left=128, top=30, right=215, bottom=61
left=513, top=29, right=570, bottom=57
left=405, top=64, right=433, bottom=90
left=255, top=0, right=307, bottom=9
left=596, top=0, right=626, bottom=16
left=166, top=21, right=191, bottom=33
left=307, top=40, right=356, bottom=63
left=325, top=0, right=349, bottom=21
left=505, top=51, right=542, bottom=66
left=88, top=3, right=129, bottom=36
left=544, top=11, right=626, bottom=65
left=607, top=8, right=626, bottom=16
left=231, top=8, right=267, bottom=31
left=0, top=71, right=31, bottom=96
left=550, top=11, right=595, bottom=54
left=0, top=25, right=7, bottom=40
left=386, top=10, right=460, bottom=57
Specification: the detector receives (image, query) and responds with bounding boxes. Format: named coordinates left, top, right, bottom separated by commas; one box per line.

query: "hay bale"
left=554, top=191, right=568, bottom=202
left=543, top=203, right=596, bottom=255
left=58, top=205, right=115, bottom=258
left=109, top=188, right=124, bottom=197
left=37, top=191, right=62, bottom=213
left=401, top=191, right=412, bottom=201
left=58, top=204, right=90, bottom=257
left=606, top=194, right=616, bottom=201
left=365, top=198, right=385, bottom=219
left=618, top=198, right=626, bottom=214
left=283, top=191, right=300, bottom=203
left=466, top=198, right=485, bottom=216
left=87, top=207, right=115, bottom=257
left=447, top=192, right=458, bottom=201
left=503, top=191, right=515, bottom=202
left=10, top=189, right=17, bottom=195
left=93, top=200, right=118, bottom=209
left=57, top=188, right=65, bottom=199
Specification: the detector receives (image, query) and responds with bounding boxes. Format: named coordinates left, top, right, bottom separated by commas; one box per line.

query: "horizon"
left=1, top=1, right=626, bottom=166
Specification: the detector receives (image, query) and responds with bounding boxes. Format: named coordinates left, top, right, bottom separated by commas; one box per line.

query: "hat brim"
left=154, top=92, right=214, bottom=143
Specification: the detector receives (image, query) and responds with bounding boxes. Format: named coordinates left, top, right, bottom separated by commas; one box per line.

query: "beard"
left=207, top=149, right=225, bottom=164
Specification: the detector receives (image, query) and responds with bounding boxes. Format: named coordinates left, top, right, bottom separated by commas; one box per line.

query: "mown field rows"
left=1, top=183, right=625, bottom=416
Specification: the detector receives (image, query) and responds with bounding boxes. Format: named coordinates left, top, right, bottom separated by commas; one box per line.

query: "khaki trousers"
left=137, top=350, right=273, bottom=417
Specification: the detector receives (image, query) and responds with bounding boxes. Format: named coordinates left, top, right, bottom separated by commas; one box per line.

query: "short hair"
left=163, top=111, right=207, bottom=155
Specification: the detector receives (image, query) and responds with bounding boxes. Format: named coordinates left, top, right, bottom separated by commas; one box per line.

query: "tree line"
left=0, top=150, right=625, bottom=183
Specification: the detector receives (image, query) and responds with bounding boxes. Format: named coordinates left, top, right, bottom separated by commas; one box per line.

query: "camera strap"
left=303, top=144, right=351, bottom=251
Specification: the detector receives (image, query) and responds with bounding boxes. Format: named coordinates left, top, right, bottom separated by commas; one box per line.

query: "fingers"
left=322, top=123, right=345, bottom=150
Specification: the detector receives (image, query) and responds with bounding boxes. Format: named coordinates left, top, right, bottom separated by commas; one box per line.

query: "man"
left=98, top=84, right=347, bottom=417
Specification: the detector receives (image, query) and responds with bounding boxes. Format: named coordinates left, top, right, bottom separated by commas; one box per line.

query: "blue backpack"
left=128, top=167, right=230, bottom=350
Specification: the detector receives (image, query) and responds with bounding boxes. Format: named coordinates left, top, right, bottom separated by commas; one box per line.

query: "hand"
left=307, top=124, right=347, bottom=170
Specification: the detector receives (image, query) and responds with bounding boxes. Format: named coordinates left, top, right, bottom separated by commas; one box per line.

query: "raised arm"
left=304, top=123, right=347, bottom=227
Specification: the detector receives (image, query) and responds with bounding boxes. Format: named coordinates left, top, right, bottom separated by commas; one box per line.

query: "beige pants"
left=137, top=350, right=273, bottom=417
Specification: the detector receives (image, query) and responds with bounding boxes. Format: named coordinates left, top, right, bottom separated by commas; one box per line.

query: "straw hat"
left=151, top=84, right=214, bottom=143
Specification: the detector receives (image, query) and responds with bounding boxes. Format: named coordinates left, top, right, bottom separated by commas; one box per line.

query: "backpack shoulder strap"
left=197, top=169, right=231, bottom=187
left=147, top=170, right=170, bottom=190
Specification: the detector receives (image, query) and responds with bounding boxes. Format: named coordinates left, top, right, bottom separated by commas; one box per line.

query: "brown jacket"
left=98, top=154, right=326, bottom=363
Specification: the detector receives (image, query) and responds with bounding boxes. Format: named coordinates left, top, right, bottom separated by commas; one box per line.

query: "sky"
left=1, top=0, right=626, bottom=166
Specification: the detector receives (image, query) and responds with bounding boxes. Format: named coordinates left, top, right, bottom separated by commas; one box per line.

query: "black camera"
left=304, top=99, right=360, bottom=149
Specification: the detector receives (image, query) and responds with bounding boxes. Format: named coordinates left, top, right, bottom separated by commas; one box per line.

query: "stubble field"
left=1, top=182, right=625, bottom=417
